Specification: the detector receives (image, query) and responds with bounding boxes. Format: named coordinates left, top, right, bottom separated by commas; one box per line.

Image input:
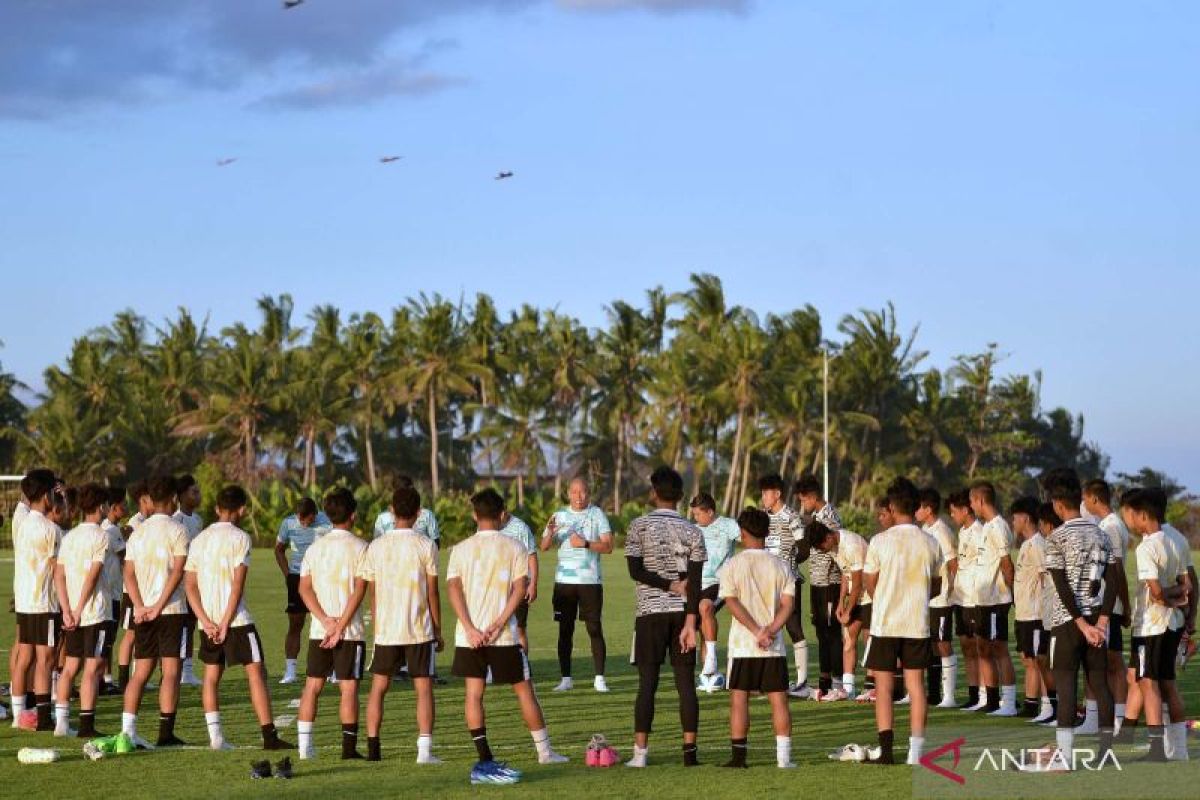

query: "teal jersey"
left=548, top=505, right=611, bottom=585
left=700, top=516, right=741, bottom=589
left=500, top=515, right=537, bottom=554
left=276, top=512, right=332, bottom=574
left=373, top=508, right=439, bottom=542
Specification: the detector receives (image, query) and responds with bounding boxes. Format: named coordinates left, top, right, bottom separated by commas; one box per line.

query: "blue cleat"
left=470, top=760, right=522, bottom=785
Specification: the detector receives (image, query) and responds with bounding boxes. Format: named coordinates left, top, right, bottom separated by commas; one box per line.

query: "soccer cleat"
left=552, top=677, right=574, bottom=692
left=820, top=688, right=850, bottom=703
left=54, top=726, right=78, bottom=738
left=699, top=673, right=726, bottom=694
left=17, top=710, right=37, bottom=731
left=211, top=739, right=236, bottom=751
left=83, top=742, right=105, bottom=761
left=787, top=682, right=814, bottom=699
left=416, top=753, right=443, bottom=765
left=778, top=761, right=797, bottom=769
left=539, top=749, right=570, bottom=764
left=989, top=705, right=1019, bottom=718
left=1074, top=717, right=1099, bottom=735
left=264, top=736, right=296, bottom=750
left=962, top=698, right=988, bottom=712
left=181, top=673, right=203, bottom=687
left=593, top=676, right=610, bottom=693
left=935, top=695, right=960, bottom=709
left=278, top=674, right=297, bottom=685
left=895, top=695, right=911, bottom=706
left=274, top=757, right=293, bottom=779
left=250, top=760, right=273, bottom=779
left=854, top=688, right=877, bottom=703
left=720, top=759, right=749, bottom=769
left=157, top=735, right=188, bottom=748
left=1031, top=707, right=1056, bottom=724
left=470, top=760, right=522, bottom=785
left=299, top=744, right=316, bottom=761
left=828, top=743, right=867, bottom=762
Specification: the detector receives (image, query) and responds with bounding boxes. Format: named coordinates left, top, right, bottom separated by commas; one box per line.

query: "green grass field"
left=1, top=549, right=1198, bottom=799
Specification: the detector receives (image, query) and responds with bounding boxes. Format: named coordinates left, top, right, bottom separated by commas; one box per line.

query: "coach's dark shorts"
left=930, top=607, right=954, bottom=642
left=729, top=657, right=789, bottom=693
left=134, top=614, right=189, bottom=660
left=285, top=573, right=306, bottom=614
left=307, top=639, right=366, bottom=681
left=453, top=645, right=530, bottom=684
left=200, top=624, right=265, bottom=667
left=16, top=611, right=61, bottom=647
left=65, top=623, right=110, bottom=660
left=864, top=635, right=932, bottom=671
left=1016, top=620, right=1048, bottom=658
left=372, top=641, right=436, bottom=678
left=552, top=583, right=604, bottom=624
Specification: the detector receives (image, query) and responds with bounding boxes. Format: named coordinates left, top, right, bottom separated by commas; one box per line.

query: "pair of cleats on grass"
left=250, top=757, right=293, bottom=779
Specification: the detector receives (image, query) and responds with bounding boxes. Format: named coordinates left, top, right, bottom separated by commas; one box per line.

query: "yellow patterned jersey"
left=363, top=529, right=439, bottom=646
left=184, top=522, right=254, bottom=627
left=446, top=530, right=528, bottom=648
left=718, top=549, right=796, bottom=658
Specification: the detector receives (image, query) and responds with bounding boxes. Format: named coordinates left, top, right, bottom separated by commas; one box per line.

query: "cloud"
left=557, top=0, right=749, bottom=12
left=255, top=63, right=467, bottom=110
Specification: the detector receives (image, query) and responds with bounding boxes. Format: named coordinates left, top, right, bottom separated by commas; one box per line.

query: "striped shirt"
left=624, top=509, right=707, bottom=617
left=765, top=505, right=801, bottom=573
left=277, top=512, right=332, bottom=574
left=1043, top=517, right=1115, bottom=628
left=808, top=506, right=845, bottom=587
left=547, top=505, right=611, bottom=585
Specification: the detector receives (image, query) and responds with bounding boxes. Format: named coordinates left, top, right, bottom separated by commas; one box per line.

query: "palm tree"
left=596, top=301, right=655, bottom=512
left=341, top=312, right=393, bottom=490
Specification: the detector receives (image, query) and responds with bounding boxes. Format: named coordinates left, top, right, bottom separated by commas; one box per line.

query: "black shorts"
left=134, top=614, right=189, bottom=660
left=954, top=605, right=970, bottom=636
left=199, top=624, right=265, bottom=667
left=182, top=611, right=196, bottom=657
left=306, top=639, right=366, bottom=681
left=102, top=603, right=120, bottom=656
left=728, top=657, right=789, bottom=693
left=967, top=604, right=1010, bottom=641
left=120, top=594, right=136, bottom=631
left=784, top=579, right=805, bottom=642
left=515, top=601, right=530, bottom=629
left=1131, top=629, right=1183, bottom=682
left=65, top=623, right=110, bottom=660
left=552, top=583, right=604, bottom=624
left=371, top=641, right=436, bottom=678
left=863, top=635, right=932, bottom=671
left=633, top=612, right=697, bottom=669
left=1107, top=616, right=1124, bottom=654
left=930, top=607, right=954, bottom=642
left=452, top=645, right=530, bottom=684
left=700, top=584, right=720, bottom=605
left=1048, top=615, right=1108, bottom=674
left=849, top=603, right=873, bottom=628
left=810, top=584, right=839, bottom=628
left=285, top=573, right=306, bottom=614
left=1016, top=620, right=1048, bottom=658
left=16, top=612, right=62, bottom=647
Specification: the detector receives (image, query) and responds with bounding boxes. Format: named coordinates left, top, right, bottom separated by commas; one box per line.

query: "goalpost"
left=1, top=474, right=22, bottom=548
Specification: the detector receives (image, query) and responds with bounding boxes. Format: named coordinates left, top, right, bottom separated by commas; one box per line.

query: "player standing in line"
left=121, top=476, right=190, bottom=748
left=98, top=488, right=127, bottom=695
left=861, top=477, right=942, bottom=766
left=792, top=475, right=844, bottom=699
left=719, top=508, right=796, bottom=769
left=624, top=467, right=706, bottom=768
left=296, top=488, right=369, bottom=761
left=115, top=480, right=153, bottom=691
left=1033, top=503, right=1062, bottom=725
left=804, top=519, right=871, bottom=702
left=967, top=482, right=1017, bottom=715
left=498, top=508, right=538, bottom=654
left=689, top=492, right=741, bottom=691
left=274, top=498, right=331, bottom=684
left=540, top=477, right=613, bottom=693
left=916, top=488, right=958, bottom=707
left=363, top=485, right=443, bottom=763
left=759, top=475, right=811, bottom=698
left=1010, top=496, right=1053, bottom=720
left=947, top=490, right=984, bottom=711
left=52, top=483, right=111, bottom=738
left=449, top=489, right=568, bottom=785
left=1082, top=479, right=1131, bottom=732
left=172, top=474, right=204, bottom=688
left=10, top=470, right=60, bottom=730
left=184, top=485, right=292, bottom=751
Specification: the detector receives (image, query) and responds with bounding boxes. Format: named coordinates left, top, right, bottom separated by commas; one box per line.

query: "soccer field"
left=1, top=550, right=1198, bottom=799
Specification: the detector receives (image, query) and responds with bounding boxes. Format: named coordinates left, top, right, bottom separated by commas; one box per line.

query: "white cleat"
left=552, top=678, right=574, bottom=692
left=935, top=696, right=960, bottom=709
left=278, top=674, right=297, bottom=685
left=1030, top=709, right=1056, bottom=724
left=299, top=745, right=316, bottom=760
left=416, top=753, right=443, bottom=765
left=989, top=705, right=1019, bottom=717
left=896, top=695, right=911, bottom=706
left=593, top=676, right=609, bottom=693
left=820, top=688, right=850, bottom=703
left=128, top=733, right=156, bottom=750
left=777, top=761, right=797, bottom=769
left=539, top=749, right=570, bottom=765
left=210, top=739, right=236, bottom=751
left=787, top=682, right=815, bottom=699
left=181, top=673, right=203, bottom=687
left=1074, top=717, right=1099, bottom=735
left=625, top=753, right=647, bottom=768
left=54, top=726, right=77, bottom=738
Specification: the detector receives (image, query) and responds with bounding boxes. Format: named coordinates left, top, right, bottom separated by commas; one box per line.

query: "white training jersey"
left=184, top=522, right=254, bottom=628
left=363, top=529, right=439, bottom=646
left=59, top=522, right=111, bottom=626
left=923, top=517, right=957, bottom=609
left=124, top=513, right=190, bottom=615
left=447, top=530, right=528, bottom=648
left=13, top=509, right=62, bottom=614
left=719, top=549, right=796, bottom=658
left=863, top=523, right=941, bottom=639
left=300, top=529, right=369, bottom=641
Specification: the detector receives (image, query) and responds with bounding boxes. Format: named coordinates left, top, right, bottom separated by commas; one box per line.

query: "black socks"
left=682, top=742, right=699, bottom=767
left=342, top=723, right=362, bottom=759
left=722, top=738, right=748, bottom=768
left=471, top=727, right=494, bottom=762
left=367, top=736, right=382, bottom=762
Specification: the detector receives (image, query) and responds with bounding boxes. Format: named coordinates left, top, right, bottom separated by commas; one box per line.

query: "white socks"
left=417, top=734, right=433, bottom=758
left=794, top=641, right=809, bottom=686
left=122, top=711, right=138, bottom=737
left=54, top=703, right=70, bottom=734
left=1084, top=699, right=1098, bottom=725
left=842, top=672, right=855, bottom=696
left=298, top=720, right=314, bottom=758
left=626, top=744, right=648, bottom=768
left=1167, top=722, right=1189, bottom=761
left=531, top=728, right=551, bottom=758
left=1001, top=685, right=1017, bottom=710
left=1056, top=728, right=1074, bottom=757
left=206, top=711, right=223, bottom=746
left=776, top=735, right=792, bottom=767
left=907, top=735, right=925, bottom=765
left=703, top=641, right=718, bottom=675
left=11, top=695, right=25, bottom=726
left=284, top=659, right=297, bottom=676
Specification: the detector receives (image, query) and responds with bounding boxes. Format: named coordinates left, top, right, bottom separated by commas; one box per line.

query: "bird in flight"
left=283, top=0, right=304, bottom=9
left=379, top=156, right=403, bottom=164
left=216, top=158, right=238, bottom=167
left=494, top=171, right=514, bottom=180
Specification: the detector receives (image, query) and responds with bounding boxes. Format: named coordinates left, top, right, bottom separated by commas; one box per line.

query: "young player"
left=1011, top=496, right=1053, bottom=720
left=449, top=489, right=567, bottom=785
left=540, top=477, right=613, bottom=693
left=98, top=488, right=127, bottom=694
left=793, top=475, right=845, bottom=698
left=363, top=485, right=442, bottom=763
left=121, top=475, right=190, bottom=748
left=759, top=475, right=811, bottom=698
left=53, top=483, right=111, bottom=738
left=274, top=498, right=331, bottom=684
left=1038, top=467, right=1119, bottom=770
left=948, top=489, right=984, bottom=710
left=499, top=509, right=538, bottom=653
left=1121, top=489, right=1188, bottom=761
left=861, top=477, right=942, bottom=766
left=1034, top=503, right=1062, bottom=725
left=115, top=480, right=153, bottom=691
left=689, top=492, right=740, bottom=690
left=719, top=508, right=796, bottom=769
left=184, top=485, right=292, bottom=751
left=372, top=475, right=440, bottom=544
left=917, top=488, right=958, bottom=707
left=12, top=470, right=62, bottom=731
left=1082, top=479, right=1131, bottom=731
left=968, top=482, right=1017, bottom=715
left=804, top=519, right=870, bottom=702
left=624, top=467, right=706, bottom=768
left=297, top=488, right=369, bottom=760
left=172, top=474, right=204, bottom=688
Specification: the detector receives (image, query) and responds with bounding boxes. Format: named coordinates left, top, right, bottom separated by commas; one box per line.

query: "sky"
left=0, top=1, right=1196, bottom=488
